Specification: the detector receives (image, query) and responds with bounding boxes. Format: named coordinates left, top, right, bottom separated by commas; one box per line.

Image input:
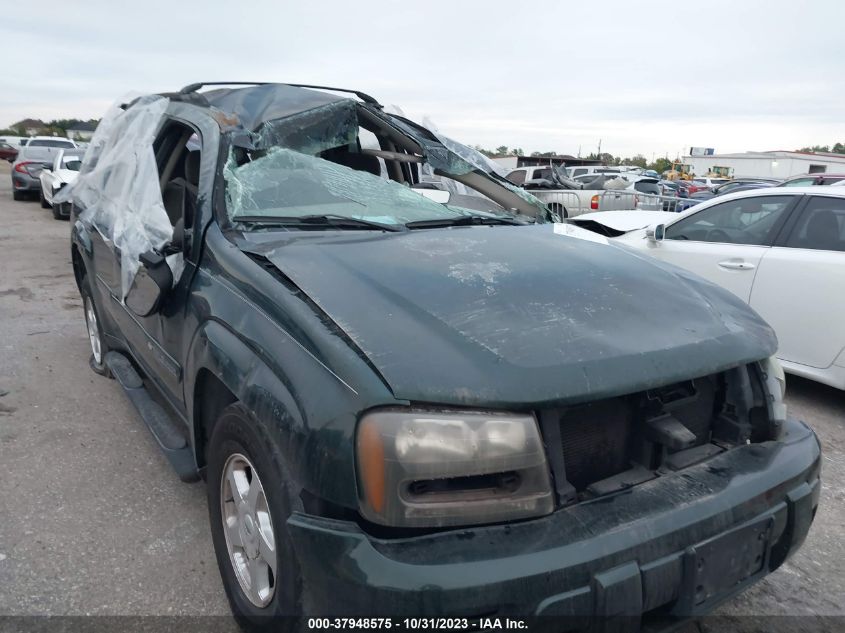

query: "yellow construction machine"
left=665, top=162, right=694, bottom=181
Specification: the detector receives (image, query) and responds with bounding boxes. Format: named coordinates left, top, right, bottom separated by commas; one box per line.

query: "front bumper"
left=53, top=201, right=71, bottom=218
left=288, top=418, right=820, bottom=628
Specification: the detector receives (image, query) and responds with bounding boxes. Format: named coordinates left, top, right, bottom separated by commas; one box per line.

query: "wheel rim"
left=221, top=453, right=277, bottom=608
left=84, top=296, right=102, bottom=364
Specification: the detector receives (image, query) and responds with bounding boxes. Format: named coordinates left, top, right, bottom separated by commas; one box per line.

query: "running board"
left=105, top=351, right=199, bottom=483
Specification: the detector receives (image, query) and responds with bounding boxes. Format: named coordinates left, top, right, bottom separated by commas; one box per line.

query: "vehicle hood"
left=571, top=211, right=677, bottom=232
left=259, top=224, right=776, bottom=407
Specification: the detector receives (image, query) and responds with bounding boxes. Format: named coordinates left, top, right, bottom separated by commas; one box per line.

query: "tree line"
left=0, top=118, right=99, bottom=137
left=796, top=143, right=845, bottom=154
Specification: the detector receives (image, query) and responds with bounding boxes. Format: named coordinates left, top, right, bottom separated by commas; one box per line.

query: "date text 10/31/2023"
left=306, top=618, right=529, bottom=630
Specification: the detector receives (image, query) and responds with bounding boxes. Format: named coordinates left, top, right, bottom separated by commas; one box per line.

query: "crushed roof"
left=175, top=84, right=353, bottom=132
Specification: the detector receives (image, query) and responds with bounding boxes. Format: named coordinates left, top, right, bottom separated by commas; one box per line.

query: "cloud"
left=2, top=0, right=844, bottom=157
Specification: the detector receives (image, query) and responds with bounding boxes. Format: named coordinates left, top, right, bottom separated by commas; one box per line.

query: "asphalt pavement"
left=0, top=161, right=843, bottom=630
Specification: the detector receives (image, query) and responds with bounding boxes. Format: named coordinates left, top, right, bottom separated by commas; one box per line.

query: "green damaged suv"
left=65, top=83, right=820, bottom=631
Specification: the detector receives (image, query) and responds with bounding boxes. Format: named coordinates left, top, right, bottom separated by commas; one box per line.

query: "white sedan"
left=39, top=149, right=83, bottom=218
left=572, top=188, right=845, bottom=390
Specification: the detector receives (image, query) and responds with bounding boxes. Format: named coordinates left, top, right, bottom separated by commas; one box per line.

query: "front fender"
left=71, top=218, right=93, bottom=291
left=184, top=319, right=362, bottom=508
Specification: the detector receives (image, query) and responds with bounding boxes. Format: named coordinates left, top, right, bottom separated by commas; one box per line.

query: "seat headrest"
left=162, top=181, right=184, bottom=225
left=805, top=209, right=840, bottom=250
left=320, top=147, right=381, bottom=177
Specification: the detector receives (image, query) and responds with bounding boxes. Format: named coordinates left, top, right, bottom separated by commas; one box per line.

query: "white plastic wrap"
left=57, top=95, right=173, bottom=299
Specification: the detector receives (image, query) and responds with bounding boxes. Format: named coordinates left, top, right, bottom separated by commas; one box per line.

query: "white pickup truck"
left=505, top=165, right=641, bottom=217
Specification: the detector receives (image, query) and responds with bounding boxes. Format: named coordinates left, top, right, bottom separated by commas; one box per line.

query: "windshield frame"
left=219, top=102, right=549, bottom=231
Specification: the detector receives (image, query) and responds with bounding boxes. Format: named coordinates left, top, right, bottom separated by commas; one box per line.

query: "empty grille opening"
left=555, top=372, right=737, bottom=498
left=560, top=399, right=633, bottom=492
left=662, top=376, right=718, bottom=449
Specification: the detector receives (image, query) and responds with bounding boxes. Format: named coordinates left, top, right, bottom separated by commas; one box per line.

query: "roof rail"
left=179, top=82, right=268, bottom=94
left=283, top=84, right=382, bottom=107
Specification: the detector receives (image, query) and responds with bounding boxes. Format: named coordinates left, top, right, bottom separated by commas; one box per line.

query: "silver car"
left=10, top=137, right=77, bottom=201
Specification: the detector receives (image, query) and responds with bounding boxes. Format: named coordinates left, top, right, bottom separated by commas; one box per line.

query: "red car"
left=684, top=180, right=711, bottom=194
left=0, top=142, right=18, bottom=162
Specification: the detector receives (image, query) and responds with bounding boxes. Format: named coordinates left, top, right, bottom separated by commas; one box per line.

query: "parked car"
left=690, top=181, right=778, bottom=202
left=714, top=177, right=782, bottom=192
left=693, top=177, right=731, bottom=189
left=507, top=167, right=638, bottom=217
left=568, top=210, right=677, bottom=236
left=605, top=187, right=845, bottom=389
left=573, top=172, right=663, bottom=210
left=779, top=173, right=845, bottom=187
left=0, top=141, right=18, bottom=162
left=39, top=148, right=84, bottom=218
left=680, top=180, right=708, bottom=195
left=69, top=83, right=819, bottom=626
left=563, top=164, right=623, bottom=178
left=10, top=137, right=78, bottom=200
left=0, top=135, right=30, bottom=149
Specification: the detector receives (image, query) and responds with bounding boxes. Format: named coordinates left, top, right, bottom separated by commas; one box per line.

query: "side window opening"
left=507, top=170, right=527, bottom=186
left=665, top=196, right=793, bottom=245
left=785, top=197, right=845, bottom=252
left=154, top=122, right=202, bottom=248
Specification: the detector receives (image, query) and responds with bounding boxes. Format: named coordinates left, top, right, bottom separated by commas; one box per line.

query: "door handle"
left=718, top=259, right=755, bottom=270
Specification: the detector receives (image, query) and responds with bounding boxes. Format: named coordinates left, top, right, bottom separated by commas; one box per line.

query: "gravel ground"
left=0, top=161, right=842, bottom=630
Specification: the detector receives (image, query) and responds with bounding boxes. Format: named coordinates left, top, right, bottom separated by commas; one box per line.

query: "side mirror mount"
left=125, top=250, right=172, bottom=317
left=647, top=224, right=666, bottom=243
left=41, top=163, right=52, bottom=172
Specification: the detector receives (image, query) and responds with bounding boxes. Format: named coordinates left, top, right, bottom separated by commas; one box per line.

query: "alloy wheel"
left=84, top=296, right=102, bottom=365
left=220, top=453, right=277, bottom=607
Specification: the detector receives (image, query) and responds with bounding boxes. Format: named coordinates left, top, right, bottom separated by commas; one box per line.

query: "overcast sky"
left=2, top=0, right=843, bottom=158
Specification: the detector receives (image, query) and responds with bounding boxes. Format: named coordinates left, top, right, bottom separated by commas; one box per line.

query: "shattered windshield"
left=226, top=147, right=473, bottom=225
left=224, top=99, right=546, bottom=226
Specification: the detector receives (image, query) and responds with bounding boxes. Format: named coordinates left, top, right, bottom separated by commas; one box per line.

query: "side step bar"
left=105, top=351, right=199, bottom=482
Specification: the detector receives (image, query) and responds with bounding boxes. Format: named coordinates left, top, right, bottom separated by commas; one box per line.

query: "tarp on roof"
left=200, top=84, right=349, bottom=132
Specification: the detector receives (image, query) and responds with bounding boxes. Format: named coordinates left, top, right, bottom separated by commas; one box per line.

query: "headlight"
left=760, top=356, right=787, bottom=431
left=356, top=409, right=554, bottom=528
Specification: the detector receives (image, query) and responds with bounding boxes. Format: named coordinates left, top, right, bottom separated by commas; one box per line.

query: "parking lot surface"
left=0, top=161, right=843, bottom=629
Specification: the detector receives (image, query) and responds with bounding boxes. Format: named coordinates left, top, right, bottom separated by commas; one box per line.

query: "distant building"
left=684, top=150, right=845, bottom=179
left=66, top=121, right=98, bottom=141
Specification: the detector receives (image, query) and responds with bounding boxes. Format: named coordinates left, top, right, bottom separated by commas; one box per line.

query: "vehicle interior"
left=153, top=122, right=200, bottom=253
left=665, top=196, right=793, bottom=244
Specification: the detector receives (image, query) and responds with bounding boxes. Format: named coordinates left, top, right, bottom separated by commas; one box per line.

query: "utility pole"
left=597, top=139, right=602, bottom=158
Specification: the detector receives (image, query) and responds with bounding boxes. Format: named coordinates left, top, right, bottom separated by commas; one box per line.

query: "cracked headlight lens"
left=356, top=409, right=553, bottom=528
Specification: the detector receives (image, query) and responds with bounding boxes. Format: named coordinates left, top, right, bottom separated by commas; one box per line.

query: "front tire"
left=207, top=403, right=303, bottom=632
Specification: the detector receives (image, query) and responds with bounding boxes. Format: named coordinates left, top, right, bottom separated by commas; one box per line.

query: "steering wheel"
left=706, top=229, right=731, bottom=242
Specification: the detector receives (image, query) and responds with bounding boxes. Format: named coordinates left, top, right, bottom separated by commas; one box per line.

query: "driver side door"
left=648, top=195, right=798, bottom=302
